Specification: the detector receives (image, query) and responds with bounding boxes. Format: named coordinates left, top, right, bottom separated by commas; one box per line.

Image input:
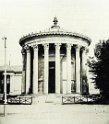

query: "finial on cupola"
left=53, top=17, right=58, bottom=26
left=51, top=17, right=60, bottom=29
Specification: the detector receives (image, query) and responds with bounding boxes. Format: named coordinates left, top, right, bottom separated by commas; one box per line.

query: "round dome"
left=19, top=17, right=91, bottom=46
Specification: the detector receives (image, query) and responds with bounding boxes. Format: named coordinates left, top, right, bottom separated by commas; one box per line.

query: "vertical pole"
left=2, top=37, right=7, bottom=116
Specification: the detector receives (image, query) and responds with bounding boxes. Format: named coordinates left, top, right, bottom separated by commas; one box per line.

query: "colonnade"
left=21, top=43, right=88, bottom=94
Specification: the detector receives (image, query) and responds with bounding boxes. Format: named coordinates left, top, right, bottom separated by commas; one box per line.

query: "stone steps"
left=32, top=94, right=62, bottom=104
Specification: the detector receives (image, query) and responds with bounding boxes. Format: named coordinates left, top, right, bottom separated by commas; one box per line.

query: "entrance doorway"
left=49, top=62, right=55, bottom=93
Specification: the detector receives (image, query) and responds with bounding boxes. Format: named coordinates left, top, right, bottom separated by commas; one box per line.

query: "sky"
left=0, top=0, right=109, bottom=65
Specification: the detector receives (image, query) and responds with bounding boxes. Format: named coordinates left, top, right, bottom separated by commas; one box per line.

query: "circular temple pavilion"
left=19, top=17, right=91, bottom=95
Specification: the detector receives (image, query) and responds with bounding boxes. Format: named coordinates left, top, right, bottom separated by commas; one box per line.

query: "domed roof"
left=19, top=17, right=91, bottom=46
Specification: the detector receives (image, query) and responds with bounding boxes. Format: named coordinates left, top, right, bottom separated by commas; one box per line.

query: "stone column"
left=66, top=44, right=72, bottom=94
left=33, top=44, right=38, bottom=94
left=21, top=48, right=26, bottom=94
left=55, top=43, right=61, bottom=94
left=44, top=44, right=49, bottom=94
left=25, top=45, right=31, bottom=94
left=85, top=49, right=89, bottom=77
left=75, top=45, right=81, bottom=94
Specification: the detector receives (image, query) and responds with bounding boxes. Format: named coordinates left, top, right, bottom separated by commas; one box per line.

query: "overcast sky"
left=0, top=0, right=109, bottom=65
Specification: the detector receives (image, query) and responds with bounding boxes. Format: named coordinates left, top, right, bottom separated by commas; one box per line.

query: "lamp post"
left=2, top=37, right=7, bottom=116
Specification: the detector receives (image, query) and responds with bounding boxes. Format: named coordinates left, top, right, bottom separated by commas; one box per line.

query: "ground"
left=0, top=103, right=109, bottom=124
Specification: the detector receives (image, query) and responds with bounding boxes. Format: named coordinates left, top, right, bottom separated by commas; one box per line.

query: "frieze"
left=24, top=37, right=88, bottom=48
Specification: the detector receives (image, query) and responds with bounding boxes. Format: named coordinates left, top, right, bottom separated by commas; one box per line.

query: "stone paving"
left=0, top=103, right=109, bottom=124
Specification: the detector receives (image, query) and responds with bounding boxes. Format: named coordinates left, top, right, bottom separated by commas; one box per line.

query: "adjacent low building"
left=0, top=65, right=22, bottom=95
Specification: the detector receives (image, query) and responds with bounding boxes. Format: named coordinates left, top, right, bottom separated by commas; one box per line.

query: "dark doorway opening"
left=49, top=62, right=55, bottom=93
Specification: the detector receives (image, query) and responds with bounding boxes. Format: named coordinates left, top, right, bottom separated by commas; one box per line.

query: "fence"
left=7, top=96, right=32, bottom=105
left=62, top=95, right=93, bottom=104
left=0, top=96, right=32, bottom=105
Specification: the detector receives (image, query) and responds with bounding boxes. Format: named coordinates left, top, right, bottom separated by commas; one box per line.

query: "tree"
left=89, top=40, right=109, bottom=96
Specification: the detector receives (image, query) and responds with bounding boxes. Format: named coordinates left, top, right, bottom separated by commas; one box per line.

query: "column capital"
left=81, top=47, right=88, bottom=52
left=81, top=46, right=85, bottom=51
left=32, top=44, right=38, bottom=50
left=43, top=44, right=49, bottom=49
left=85, top=48, right=89, bottom=54
left=66, top=43, right=72, bottom=50
left=75, top=45, right=81, bottom=51
left=24, top=45, right=30, bottom=53
left=55, top=43, right=61, bottom=46
left=82, top=47, right=89, bottom=55
left=55, top=43, right=61, bottom=50
left=21, top=48, right=25, bottom=55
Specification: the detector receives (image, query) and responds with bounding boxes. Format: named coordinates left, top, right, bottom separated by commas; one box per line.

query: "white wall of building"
left=10, top=73, right=22, bottom=95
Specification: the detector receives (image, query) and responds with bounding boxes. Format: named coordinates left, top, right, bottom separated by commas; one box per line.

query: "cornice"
left=19, top=31, right=91, bottom=46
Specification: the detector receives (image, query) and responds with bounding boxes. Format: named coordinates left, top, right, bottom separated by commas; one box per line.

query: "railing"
left=7, top=96, right=33, bottom=105
left=0, top=95, right=32, bottom=105
left=62, top=95, right=93, bottom=104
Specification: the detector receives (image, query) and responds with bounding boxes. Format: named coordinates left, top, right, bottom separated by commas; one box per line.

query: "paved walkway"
left=0, top=103, right=109, bottom=124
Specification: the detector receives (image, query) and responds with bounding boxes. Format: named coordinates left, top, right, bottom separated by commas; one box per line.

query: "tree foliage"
left=89, top=40, right=109, bottom=96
